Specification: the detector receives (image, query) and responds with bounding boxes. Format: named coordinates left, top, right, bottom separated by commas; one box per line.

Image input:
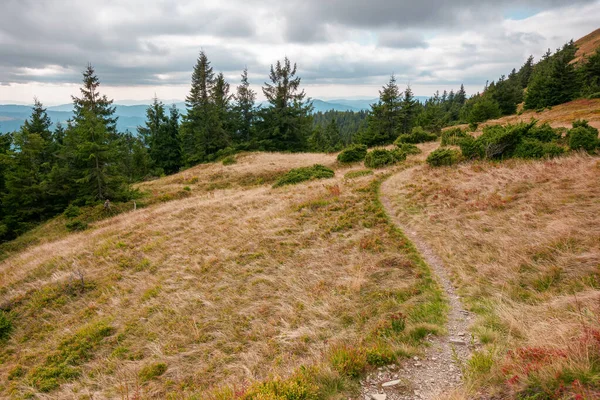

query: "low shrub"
left=526, top=123, right=561, bottom=142
left=221, top=155, right=237, bottom=166
left=329, top=345, right=367, bottom=378
left=441, top=128, right=469, bottom=146
left=0, top=310, right=13, bottom=341
left=396, top=143, right=422, bottom=155
left=337, top=144, right=368, bottom=163
left=394, top=127, right=438, bottom=144
left=364, top=149, right=405, bottom=168
left=63, top=204, right=81, bottom=219
left=244, top=371, right=320, bottom=400
left=589, top=92, right=600, bottom=99
left=139, top=362, right=168, bottom=382
left=514, top=139, right=566, bottom=159
left=569, top=126, right=598, bottom=152
left=365, top=343, right=397, bottom=367
left=273, top=165, right=335, bottom=188
left=28, top=321, right=114, bottom=392
left=459, top=136, right=485, bottom=159
left=65, top=220, right=88, bottom=232
left=426, top=148, right=461, bottom=167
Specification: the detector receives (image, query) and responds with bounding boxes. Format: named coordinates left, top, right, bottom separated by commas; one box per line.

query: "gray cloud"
left=378, top=31, right=428, bottom=49
left=0, top=0, right=598, bottom=100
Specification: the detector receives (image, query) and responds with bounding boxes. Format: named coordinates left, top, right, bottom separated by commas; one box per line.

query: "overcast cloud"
left=0, top=0, right=599, bottom=104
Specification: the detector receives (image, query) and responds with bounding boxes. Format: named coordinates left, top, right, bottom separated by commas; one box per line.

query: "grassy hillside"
left=574, top=27, right=600, bottom=63
left=0, top=150, right=445, bottom=399
left=384, top=151, right=600, bottom=398
left=451, top=98, right=600, bottom=132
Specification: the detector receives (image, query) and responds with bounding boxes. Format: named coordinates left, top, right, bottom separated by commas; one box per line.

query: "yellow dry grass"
left=574, top=27, right=600, bottom=64
left=384, top=151, right=600, bottom=396
left=0, top=150, right=441, bottom=399
left=448, top=98, right=600, bottom=133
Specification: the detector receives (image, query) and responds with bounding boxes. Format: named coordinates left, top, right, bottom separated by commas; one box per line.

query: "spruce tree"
left=63, top=65, right=127, bottom=203
left=180, top=51, right=229, bottom=164
left=163, top=105, right=182, bottom=174
left=359, top=75, right=402, bottom=145
left=257, top=57, right=313, bottom=151
left=2, top=100, right=56, bottom=236
left=518, top=55, right=535, bottom=88
left=234, top=67, right=257, bottom=144
left=400, top=85, right=418, bottom=134
left=324, top=118, right=342, bottom=151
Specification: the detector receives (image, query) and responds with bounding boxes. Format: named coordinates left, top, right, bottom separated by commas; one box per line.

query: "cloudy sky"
left=1, top=0, right=599, bottom=105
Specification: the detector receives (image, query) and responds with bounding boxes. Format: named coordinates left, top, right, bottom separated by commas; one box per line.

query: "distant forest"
left=0, top=40, right=599, bottom=242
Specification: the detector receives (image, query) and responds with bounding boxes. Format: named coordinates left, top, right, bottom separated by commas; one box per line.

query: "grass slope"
left=0, top=149, right=444, bottom=399
left=574, top=27, right=600, bottom=63
left=385, top=152, right=600, bottom=398
left=449, top=98, right=600, bottom=133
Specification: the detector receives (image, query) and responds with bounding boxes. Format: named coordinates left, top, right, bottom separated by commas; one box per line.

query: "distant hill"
left=0, top=96, right=434, bottom=133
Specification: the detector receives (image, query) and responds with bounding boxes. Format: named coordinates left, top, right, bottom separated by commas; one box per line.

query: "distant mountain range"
left=0, top=96, right=430, bottom=133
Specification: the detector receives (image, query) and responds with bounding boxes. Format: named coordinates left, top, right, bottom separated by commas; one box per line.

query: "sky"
left=0, top=0, right=599, bottom=105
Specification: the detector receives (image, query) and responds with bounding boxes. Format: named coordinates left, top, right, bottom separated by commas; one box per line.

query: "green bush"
left=273, top=165, right=335, bottom=188
left=29, top=321, right=114, bottom=392
left=364, top=149, right=405, bottom=168
left=365, top=344, right=397, bottom=367
left=139, top=362, right=167, bottom=382
left=426, top=148, right=461, bottom=167
left=589, top=92, right=600, bottom=99
left=337, top=144, right=368, bottom=163
left=569, top=126, right=598, bottom=152
left=542, top=142, right=566, bottom=158
left=244, top=373, right=319, bottom=400
left=65, top=220, right=88, bottom=232
left=441, top=128, right=469, bottom=146
left=459, top=136, right=484, bottom=159
left=329, top=345, right=367, bottom=378
left=394, top=127, right=438, bottom=144
left=526, top=123, right=561, bottom=142
left=63, top=204, right=81, bottom=219
left=515, top=139, right=566, bottom=159
left=477, top=123, right=531, bottom=159
left=396, top=143, right=421, bottom=155
left=514, top=138, right=545, bottom=158
left=0, top=310, right=13, bottom=341
left=221, top=155, right=237, bottom=166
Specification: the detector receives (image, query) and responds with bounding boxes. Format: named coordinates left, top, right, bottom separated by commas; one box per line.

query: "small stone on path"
left=370, top=394, right=387, bottom=400
left=381, top=379, right=401, bottom=387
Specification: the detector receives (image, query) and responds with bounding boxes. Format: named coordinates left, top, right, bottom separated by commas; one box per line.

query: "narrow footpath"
left=360, top=167, right=474, bottom=400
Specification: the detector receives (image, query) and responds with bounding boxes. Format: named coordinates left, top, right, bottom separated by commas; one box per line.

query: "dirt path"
left=360, top=167, right=474, bottom=400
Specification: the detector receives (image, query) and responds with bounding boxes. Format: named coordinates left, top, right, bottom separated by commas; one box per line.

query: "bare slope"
left=0, top=151, right=445, bottom=399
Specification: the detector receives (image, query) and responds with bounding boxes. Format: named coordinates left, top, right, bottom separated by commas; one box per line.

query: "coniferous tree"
left=2, top=100, right=56, bottom=237
left=524, top=43, right=579, bottom=109
left=518, top=55, right=535, bottom=88
left=180, top=51, right=229, bottom=164
left=61, top=65, right=127, bottom=203
left=358, top=75, right=402, bottom=145
left=138, top=99, right=182, bottom=175
left=324, top=118, right=342, bottom=151
left=234, top=67, right=257, bottom=144
left=581, top=48, right=600, bottom=95
left=257, top=57, right=313, bottom=151
left=162, top=105, right=182, bottom=174
left=399, top=85, right=418, bottom=134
